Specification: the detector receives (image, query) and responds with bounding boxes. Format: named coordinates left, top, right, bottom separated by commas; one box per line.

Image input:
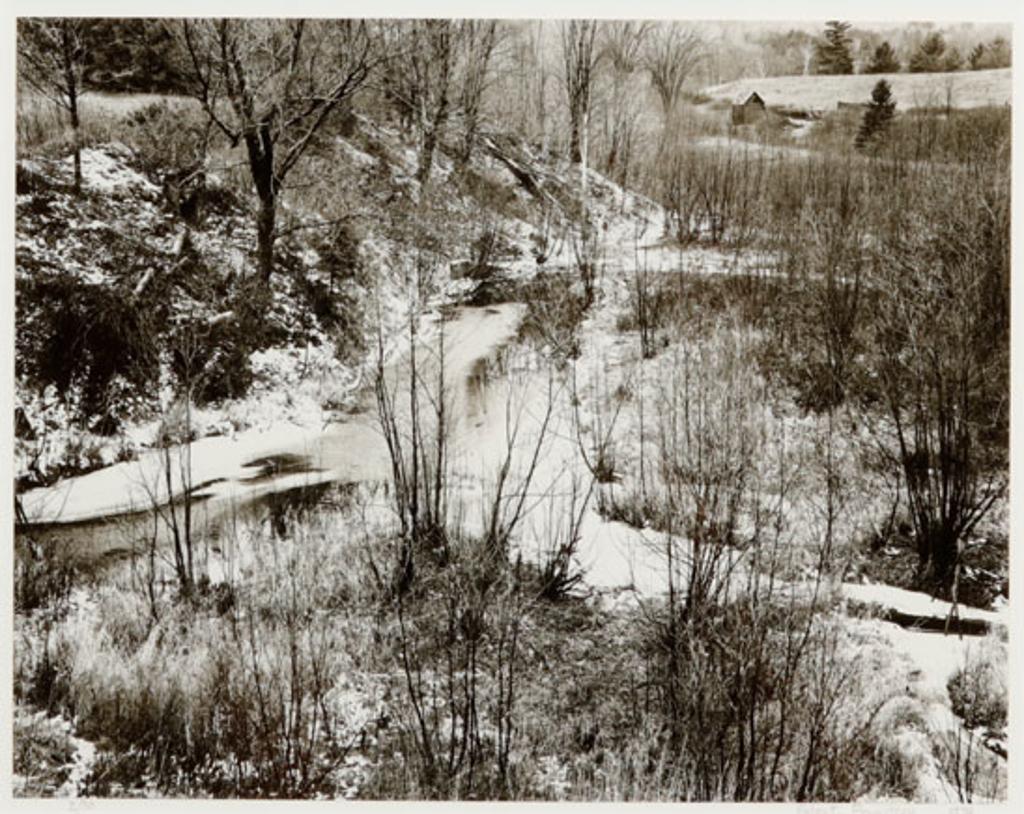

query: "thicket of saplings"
left=627, top=104, right=1008, bottom=599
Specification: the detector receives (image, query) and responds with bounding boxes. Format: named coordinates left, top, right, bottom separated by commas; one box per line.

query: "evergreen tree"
left=865, top=41, right=900, bottom=73
left=908, top=32, right=947, bottom=73
left=969, top=43, right=986, bottom=70
left=987, top=36, right=1012, bottom=68
left=83, top=20, right=188, bottom=93
left=942, top=45, right=963, bottom=72
left=814, top=20, right=854, bottom=75
left=970, top=36, right=1011, bottom=70
left=855, top=79, right=896, bottom=151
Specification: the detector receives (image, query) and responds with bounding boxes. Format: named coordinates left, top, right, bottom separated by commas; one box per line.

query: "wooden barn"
left=731, top=91, right=767, bottom=125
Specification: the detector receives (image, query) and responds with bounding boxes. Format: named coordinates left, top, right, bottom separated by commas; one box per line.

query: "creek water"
left=16, top=303, right=528, bottom=565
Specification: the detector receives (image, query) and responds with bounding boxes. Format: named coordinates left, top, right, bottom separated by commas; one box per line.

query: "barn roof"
left=733, top=91, right=766, bottom=106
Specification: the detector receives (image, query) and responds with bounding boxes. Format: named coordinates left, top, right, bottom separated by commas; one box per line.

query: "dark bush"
left=122, top=101, right=212, bottom=217
left=17, top=275, right=159, bottom=428
left=948, top=658, right=1007, bottom=732
left=82, top=19, right=190, bottom=94
left=168, top=315, right=255, bottom=407
left=14, top=540, right=76, bottom=615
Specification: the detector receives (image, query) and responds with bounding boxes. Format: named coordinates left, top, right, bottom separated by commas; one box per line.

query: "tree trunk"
left=924, top=523, right=958, bottom=590
left=257, top=195, right=276, bottom=282
left=569, top=113, right=582, bottom=164
left=61, top=22, right=82, bottom=194
left=459, top=109, right=477, bottom=167
left=418, top=127, right=438, bottom=185
left=418, top=86, right=450, bottom=185
left=245, top=123, right=276, bottom=282
left=70, top=115, right=82, bottom=194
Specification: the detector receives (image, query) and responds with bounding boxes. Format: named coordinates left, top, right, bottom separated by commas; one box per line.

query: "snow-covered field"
left=703, top=67, right=1011, bottom=111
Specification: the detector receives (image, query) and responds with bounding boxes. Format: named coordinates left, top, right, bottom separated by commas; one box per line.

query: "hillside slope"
left=14, top=109, right=663, bottom=490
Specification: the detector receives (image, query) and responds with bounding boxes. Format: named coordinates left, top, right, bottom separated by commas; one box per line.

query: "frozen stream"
left=16, top=294, right=1004, bottom=705
left=16, top=303, right=524, bottom=559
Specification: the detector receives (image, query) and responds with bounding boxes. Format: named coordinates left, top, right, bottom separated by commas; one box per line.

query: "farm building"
left=731, top=91, right=767, bottom=125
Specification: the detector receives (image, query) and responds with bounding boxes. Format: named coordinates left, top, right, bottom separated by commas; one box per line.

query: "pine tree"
left=908, top=32, right=947, bottom=73
left=943, top=45, right=963, bottom=72
left=969, top=43, right=986, bottom=70
left=814, top=20, right=854, bottom=75
left=865, top=41, right=900, bottom=73
left=986, top=36, right=1011, bottom=68
left=855, top=79, right=896, bottom=151
left=969, top=36, right=1011, bottom=70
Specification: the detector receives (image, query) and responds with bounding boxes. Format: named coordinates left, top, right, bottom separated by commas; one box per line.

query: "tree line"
left=815, top=20, right=1011, bottom=76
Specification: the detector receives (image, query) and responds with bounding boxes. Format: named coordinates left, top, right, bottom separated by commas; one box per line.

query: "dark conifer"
left=855, top=79, right=896, bottom=150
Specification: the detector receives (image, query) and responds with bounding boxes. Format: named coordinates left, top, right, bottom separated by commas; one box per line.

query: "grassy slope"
left=703, top=67, right=1011, bottom=111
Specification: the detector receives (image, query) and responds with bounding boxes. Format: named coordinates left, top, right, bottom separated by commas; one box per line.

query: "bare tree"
left=381, top=20, right=463, bottom=185
left=644, top=22, right=704, bottom=123
left=871, top=166, right=1008, bottom=591
left=18, top=19, right=91, bottom=193
left=178, top=19, right=374, bottom=282
left=559, top=20, right=601, bottom=165
left=523, top=20, right=552, bottom=153
left=599, top=21, right=651, bottom=185
left=457, top=20, right=501, bottom=166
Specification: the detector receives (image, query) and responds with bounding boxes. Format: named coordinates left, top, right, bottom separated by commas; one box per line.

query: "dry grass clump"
left=14, top=518, right=388, bottom=798
left=13, top=706, right=79, bottom=796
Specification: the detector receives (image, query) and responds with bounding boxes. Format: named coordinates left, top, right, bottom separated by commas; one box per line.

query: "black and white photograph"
left=6, top=1, right=1019, bottom=805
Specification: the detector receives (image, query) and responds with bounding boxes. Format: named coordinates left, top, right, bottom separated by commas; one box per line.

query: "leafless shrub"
left=374, top=309, right=451, bottom=591
left=372, top=322, right=559, bottom=797
left=517, top=273, right=587, bottom=362
left=589, top=315, right=899, bottom=801
left=532, top=472, right=590, bottom=600
left=934, top=726, right=1005, bottom=803
left=869, top=162, right=1008, bottom=590
left=662, top=145, right=770, bottom=247
left=382, top=535, right=528, bottom=798
left=947, top=645, right=1007, bottom=734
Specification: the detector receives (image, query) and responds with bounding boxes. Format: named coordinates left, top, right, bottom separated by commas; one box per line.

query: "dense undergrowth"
left=14, top=491, right=997, bottom=801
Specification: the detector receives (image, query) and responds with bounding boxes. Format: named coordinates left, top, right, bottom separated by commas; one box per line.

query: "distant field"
left=703, top=68, right=1011, bottom=112
left=17, top=91, right=202, bottom=154
left=18, top=91, right=195, bottom=116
